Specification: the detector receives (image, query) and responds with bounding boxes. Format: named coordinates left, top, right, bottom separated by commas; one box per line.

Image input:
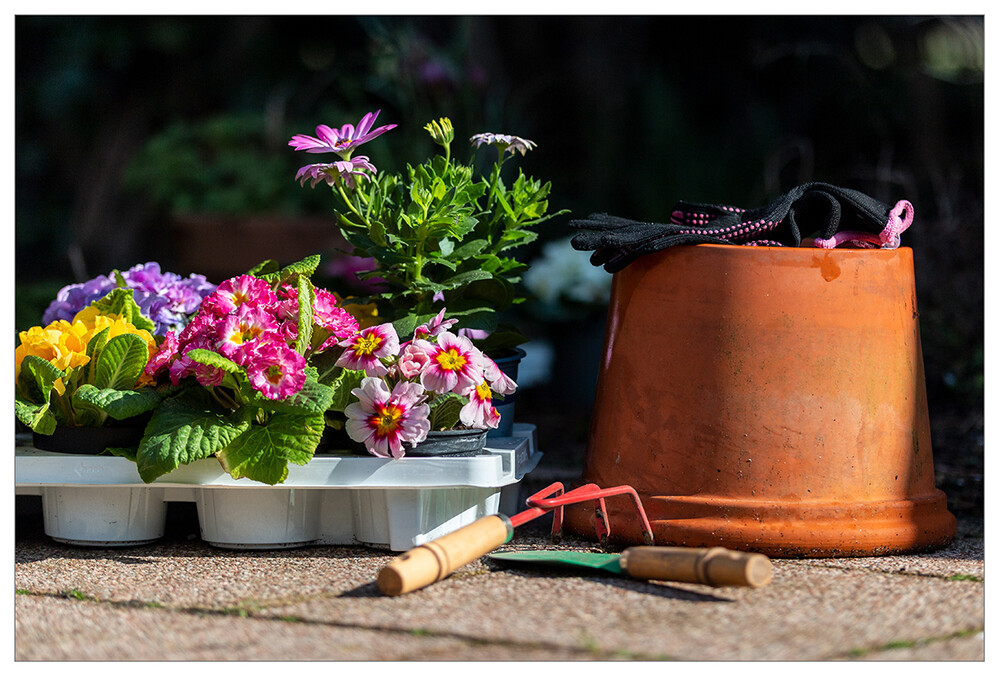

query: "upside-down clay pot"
left=564, top=244, right=956, bottom=557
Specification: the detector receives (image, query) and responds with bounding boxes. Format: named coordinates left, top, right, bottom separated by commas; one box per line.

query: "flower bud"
left=424, top=117, right=454, bottom=148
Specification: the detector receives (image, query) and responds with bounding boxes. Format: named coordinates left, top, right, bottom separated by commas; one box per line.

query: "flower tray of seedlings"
left=15, top=424, right=540, bottom=551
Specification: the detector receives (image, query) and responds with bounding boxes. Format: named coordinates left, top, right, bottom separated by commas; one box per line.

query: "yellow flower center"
left=371, top=404, right=404, bottom=437
left=436, top=348, right=467, bottom=372
left=353, top=333, right=383, bottom=356
left=475, top=381, right=493, bottom=401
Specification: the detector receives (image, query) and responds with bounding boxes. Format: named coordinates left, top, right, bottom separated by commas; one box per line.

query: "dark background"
left=14, top=15, right=984, bottom=518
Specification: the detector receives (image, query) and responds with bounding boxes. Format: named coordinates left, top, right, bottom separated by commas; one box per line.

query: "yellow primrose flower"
left=15, top=309, right=158, bottom=389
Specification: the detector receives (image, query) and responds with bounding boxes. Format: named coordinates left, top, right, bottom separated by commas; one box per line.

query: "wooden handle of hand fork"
left=377, top=514, right=514, bottom=596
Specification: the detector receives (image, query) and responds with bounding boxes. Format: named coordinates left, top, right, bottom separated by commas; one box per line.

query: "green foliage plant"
left=290, top=112, right=568, bottom=353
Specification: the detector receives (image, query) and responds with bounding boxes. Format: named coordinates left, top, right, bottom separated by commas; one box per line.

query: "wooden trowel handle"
left=377, top=514, right=514, bottom=596
left=619, top=546, right=774, bottom=588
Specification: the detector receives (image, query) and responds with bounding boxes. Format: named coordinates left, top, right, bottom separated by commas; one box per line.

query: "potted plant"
left=15, top=287, right=167, bottom=453
left=328, top=307, right=517, bottom=458
left=287, top=112, right=566, bottom=349
left=288, top=110, right=565, bottom=434
left=134, top=255, right=362, bottom=485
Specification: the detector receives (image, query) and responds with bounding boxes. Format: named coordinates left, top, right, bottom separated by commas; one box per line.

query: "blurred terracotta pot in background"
left=565, top=244, right=956, bottom=557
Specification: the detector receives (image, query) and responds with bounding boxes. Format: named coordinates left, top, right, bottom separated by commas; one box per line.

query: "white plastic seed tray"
left=15, top=423, right=541, bottom=552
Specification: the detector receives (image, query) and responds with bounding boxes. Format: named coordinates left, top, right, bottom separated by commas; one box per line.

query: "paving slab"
left=14, top=502, right=984, bottom=661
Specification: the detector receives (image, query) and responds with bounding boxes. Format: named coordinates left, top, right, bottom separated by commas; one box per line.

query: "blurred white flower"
left=523, top=237, right=612, bottom=317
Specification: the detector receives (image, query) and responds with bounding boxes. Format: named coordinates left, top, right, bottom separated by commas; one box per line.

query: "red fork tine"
left=509, top=482, right=655, bottom=547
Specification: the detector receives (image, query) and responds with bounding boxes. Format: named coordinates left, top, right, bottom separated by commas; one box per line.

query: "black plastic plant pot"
left=32, top=423, right=146, bottom=455
left=407, top=428, right=489, bottom=457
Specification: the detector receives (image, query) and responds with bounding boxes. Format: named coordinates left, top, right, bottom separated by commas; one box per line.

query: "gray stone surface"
left=14, top=501, right=985, bottom=661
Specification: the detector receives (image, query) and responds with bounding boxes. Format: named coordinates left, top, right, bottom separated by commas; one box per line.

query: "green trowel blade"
left=487, top=550, right=624, bottom=576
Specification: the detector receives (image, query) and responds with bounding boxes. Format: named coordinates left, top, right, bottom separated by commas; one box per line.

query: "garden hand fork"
left=377, top=481, right=655, bottom=596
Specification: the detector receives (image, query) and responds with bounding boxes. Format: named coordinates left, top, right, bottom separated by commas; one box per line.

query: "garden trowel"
left=487, top=546, right=774, bottom=588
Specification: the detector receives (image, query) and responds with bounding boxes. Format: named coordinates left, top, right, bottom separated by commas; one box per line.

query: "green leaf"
left=135, top=391, right=253, bottom=483
left=17, top=355, right=66, bottom=405
left=428, top=393, right=463, bottom=430
left=84, top=326, right=110, bottom=383
left=246, top=259, right=280, bottom=276
left=295, top=275, right=315, bottom=356
left=90, top=288, right=156, bottom=334
left=326, top=368, right=366, bottom=412
left=72, top=384, right=163, bottom=420
left=94, top=333, right=149, bottom=390
left=252, top=376, right=334, bottom=415
left=186, top=348, right=242, bottom=375
left=15, top=396, right=58, bottom=435
left=216, top=412, right=325, bottom=485
left=105, top=446, right=138, bottom=462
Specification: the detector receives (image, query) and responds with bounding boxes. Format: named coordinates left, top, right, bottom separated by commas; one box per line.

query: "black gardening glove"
left=570, top=182, right=913, bottom=273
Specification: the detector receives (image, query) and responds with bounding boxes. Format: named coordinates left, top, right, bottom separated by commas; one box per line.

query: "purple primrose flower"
left=43, top=262, right=216, bottom=336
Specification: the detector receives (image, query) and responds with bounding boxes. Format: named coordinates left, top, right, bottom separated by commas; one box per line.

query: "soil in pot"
left=32, top=418, right=150, bottom=455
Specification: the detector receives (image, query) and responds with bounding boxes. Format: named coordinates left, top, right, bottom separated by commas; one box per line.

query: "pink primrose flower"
left=216, top=305, right=281, bottom=363
left=313, top=288, right=360, bottom=349
left=413, top=308, right=458, bottom=340
left=200, top=275, right=277, bottom=316
left=460, top=380, right=501, bottom=430
left=335, top=323, right=399, bottom=376
left=289, top=110, right=397, bottom=160
left=145, top=330, right=179, bottom=379
left=419, top=331, right=484, bottom=396
left=397, top=341, right=433, bottom=380
left=244, top=340, right=307, bottom=400
left=344, top=377, right=430, bottom=458
left=475, top=352, right=518, bottom=396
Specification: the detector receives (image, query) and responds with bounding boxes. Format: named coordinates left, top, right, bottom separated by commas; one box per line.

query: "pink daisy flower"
left=289, top=110, right=397, bottom=160
left=344, top=378, right=431, bottom=458
left=419, top=331, right=484, bottom=396
left=244, top=341, right=307, bottom=400
left=295, top=157, right=377, bottom=190
left=460, top=380, right=501, bottom=430
left=336, top=323, right=399, bottom=376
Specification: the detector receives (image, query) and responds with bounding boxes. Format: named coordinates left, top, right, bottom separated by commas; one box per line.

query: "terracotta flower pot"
left=564, top=244, right=956, bottom=557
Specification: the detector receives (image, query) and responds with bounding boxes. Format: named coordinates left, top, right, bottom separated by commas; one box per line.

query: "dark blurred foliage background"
left=14, top=15, right=983, bottom=517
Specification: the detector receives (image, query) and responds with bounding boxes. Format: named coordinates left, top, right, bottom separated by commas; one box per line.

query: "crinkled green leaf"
left=17, top=355, right=66, bottom=405
left=252, top=376, right=334, bottom=415
left=94, top=333, right=149, bottom=390
left=186, top=348, right=243, bottom=374
left=136, top=391, right=252, bottom=483
left=105, top=446, right=138, bottom=462
left=246, top=259, right=280, bottom=276
left=72, top=383, right=163, bottom=420
left=295, top=274, right=315, bottom=356
left=90, top=288, right=156, bottom=333
left=15, top=396, right=58, bottom=435
left=216, top=412, right=325, bottom=485
left=428, top=393, right=463, bottom=430
left=325, top=368, right=365, bottom=412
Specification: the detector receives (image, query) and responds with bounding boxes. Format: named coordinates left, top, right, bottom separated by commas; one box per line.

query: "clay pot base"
left=565, top=490, right=956, bottom=558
